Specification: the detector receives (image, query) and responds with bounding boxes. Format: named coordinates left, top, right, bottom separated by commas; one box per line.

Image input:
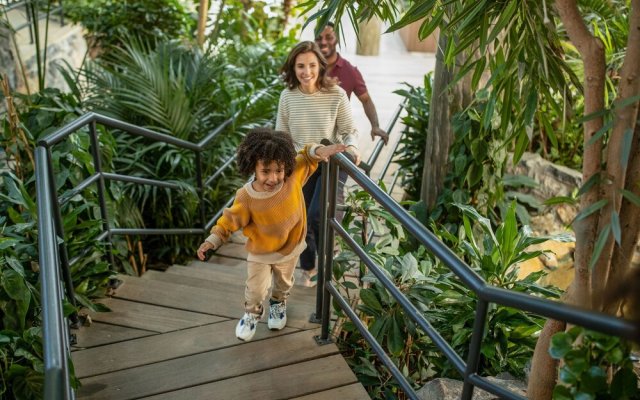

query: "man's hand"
left=197, top=241, right=216, bottom=261
left=371, top=127, right=389, bottom=145
left=316, top=143, right=347, bottom=161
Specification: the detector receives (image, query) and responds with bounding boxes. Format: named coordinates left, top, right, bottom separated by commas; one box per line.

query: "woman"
left=276, top=41, right=360, bottom=287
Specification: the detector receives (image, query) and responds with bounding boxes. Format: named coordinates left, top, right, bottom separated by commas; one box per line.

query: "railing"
left=314, top=152, right=640, bottom=399
left=35, top=88, right=268, bottom=399
left=1, top=0, right=65, bottom=44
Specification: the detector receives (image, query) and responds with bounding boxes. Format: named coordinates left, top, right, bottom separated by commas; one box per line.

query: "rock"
left=416, top=377, right=526, bottom=400
left=539, top=252, right=558, bottom=269
left=556, top=204, right=577, bottom=226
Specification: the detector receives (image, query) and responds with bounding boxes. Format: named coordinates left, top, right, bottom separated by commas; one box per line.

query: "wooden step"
left=156, top=266, right=319, bottom=303
left=72, top=322, right=154, bottom=350
left=81, top=297, right=224, bottom=333
left=76, top=329, right=338, bottom=400
left=114, top=274, right=319, bottom=330
left=290, top=383, right=371, bottom=399
left=141, top=355, right=362, bottom=400
left=72, top=319, right=296, bottom=379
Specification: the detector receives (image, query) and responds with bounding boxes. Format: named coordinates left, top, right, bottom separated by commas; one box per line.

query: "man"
left=315, top=22, right=389, bottom=145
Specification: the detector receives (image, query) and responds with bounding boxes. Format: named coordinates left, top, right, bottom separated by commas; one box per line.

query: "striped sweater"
left=275, top=85, right=358, bottom=151
left=206, top=146, right=320, bottom=263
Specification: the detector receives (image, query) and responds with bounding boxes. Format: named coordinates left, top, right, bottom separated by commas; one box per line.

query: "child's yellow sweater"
left=206, top=145, right=320, bottom=263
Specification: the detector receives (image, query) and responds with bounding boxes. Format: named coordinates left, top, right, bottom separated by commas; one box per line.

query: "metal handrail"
left=2, top=0, right=65, bottom=44
left=34, top=86, right=271, bottom=399
left=316, top=153, right=640, bottom=400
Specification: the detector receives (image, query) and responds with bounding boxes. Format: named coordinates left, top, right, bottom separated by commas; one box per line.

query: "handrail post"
left=317, top=158, right=338, bottom=343
left=311, top=162, right=329, bottom=323
left=461, top=299, right=489, bottom=400
left=89, top=121, right=115, bottom=269
left=45, top=146, right=79, bottom=326
left=36, top=147, right=72, bottom=399
left=195, top=151, right=206, bottom=229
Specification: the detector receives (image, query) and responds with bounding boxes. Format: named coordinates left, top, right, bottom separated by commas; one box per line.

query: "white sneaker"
left=235, top=308, right=263, bottom=341
left=268, top=301, right=287, bottom=330
left=300, top=268, right=318, bottom=287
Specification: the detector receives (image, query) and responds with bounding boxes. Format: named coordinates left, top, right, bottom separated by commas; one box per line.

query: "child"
left=197, top=128, right=346, bottom=341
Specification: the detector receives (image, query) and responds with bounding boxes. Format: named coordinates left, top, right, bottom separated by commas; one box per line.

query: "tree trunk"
left=595, top=0, right=640, bottom=311
left=197, top=0, right=209, bottom=47
left=527, top=319, right=566, bottom=400
left=420, top=33, right=472, bottom=208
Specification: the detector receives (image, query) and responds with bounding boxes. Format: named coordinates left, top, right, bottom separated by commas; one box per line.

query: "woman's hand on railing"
left=316, top=143, right=347, bottom=162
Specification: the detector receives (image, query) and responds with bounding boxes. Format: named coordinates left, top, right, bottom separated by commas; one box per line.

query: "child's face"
left=253, top=160, right=285, bottom=192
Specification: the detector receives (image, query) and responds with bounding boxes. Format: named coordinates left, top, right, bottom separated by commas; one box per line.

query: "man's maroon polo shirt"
left=328, top=53, right=367, bottom=99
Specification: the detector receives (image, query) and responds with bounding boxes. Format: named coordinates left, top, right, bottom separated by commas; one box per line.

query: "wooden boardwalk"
left=71, top=243, right=369, bottom=400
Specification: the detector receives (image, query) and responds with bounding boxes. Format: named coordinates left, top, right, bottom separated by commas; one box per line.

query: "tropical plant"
left=393, top=74, right=432, bottom=201
left=64, top=0, right=195, bottom=57
left=549, top=326, right=639, bottom=400
left=300, top=1, right=640, bottom=396
left=333, top=191, right=563, bottom=398
left=75, top=35, right=288, bottom=264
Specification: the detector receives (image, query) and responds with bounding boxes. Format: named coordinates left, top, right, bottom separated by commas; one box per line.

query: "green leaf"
left=576, top=107, right=609, bottom=124
left=1, top=270, right=31, bottom=330
left=502, top=174, right=538, bottom=188
left=611, top=210, right=621, bottom=245
left=611, top=368, right=639, bottom=398
left=549, top=332, right=573, bottom=359
left=552, top=385, right=572, bottom=400
left=620, top=128, right=633, bottom=168
left=589, top=224, right=611, bottom=270
left=543, top=196, right=577, bottom=206
left=620, top=189, right=640, bottom=207
left=581, top=366, right=607, bottom=393
left=387, top=314, right=405, bottom=356
left=575, top=199, right=607, bottom=222
left=359, top=288, right=383, bottom=311
left=613, top=93, right=640, bottom=110
left=586, top=119, right=613, bottom=146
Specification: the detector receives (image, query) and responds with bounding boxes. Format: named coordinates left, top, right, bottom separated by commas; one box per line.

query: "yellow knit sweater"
left=206, top=145, right=320, bottom=263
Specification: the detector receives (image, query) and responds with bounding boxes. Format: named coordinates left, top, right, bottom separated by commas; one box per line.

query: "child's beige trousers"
left=244, top=258, right=297, bottom=314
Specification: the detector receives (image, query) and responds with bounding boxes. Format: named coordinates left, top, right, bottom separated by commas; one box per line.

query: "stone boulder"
left=416, top=377, right=526, bottom=400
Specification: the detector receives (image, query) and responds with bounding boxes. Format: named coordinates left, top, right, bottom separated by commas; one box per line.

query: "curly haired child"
left=197, top=127, right=346, bottom=341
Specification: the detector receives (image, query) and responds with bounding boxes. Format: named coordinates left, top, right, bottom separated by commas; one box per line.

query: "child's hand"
left=197, top=241, right=216, bottom=261
left=316, top=143, right=347, bottom=162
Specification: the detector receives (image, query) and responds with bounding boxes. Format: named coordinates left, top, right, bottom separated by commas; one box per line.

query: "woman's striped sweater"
left=275, top=85, right=358, bottom=151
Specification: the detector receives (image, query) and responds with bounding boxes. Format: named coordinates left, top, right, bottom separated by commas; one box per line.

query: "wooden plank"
left=72, top=320, right=296, bottom=378
left=141, top=270, right=244, bottom=297
left=143, top=354, right=359, bottom=400
left=72, top=322, right=154, bottom=350
left=116, top=274, right=319, bottom=330
left=86, top=297, right=225, bottom=333
left=148, top=268, right=318, bottom=303
left=291, top=383, right=371, bottom=400
left=77, top=329, right=338, bottom=400
left=187, top=254, right=242, bottom=268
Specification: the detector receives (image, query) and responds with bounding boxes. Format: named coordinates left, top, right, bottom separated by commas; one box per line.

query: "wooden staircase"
left=71, top=244, right=369, bottom=399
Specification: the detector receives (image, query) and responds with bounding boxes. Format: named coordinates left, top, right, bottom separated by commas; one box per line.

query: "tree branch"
left=593, top=0, right=640, bottom=308
left=555, top=0, right=606, bottom=306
